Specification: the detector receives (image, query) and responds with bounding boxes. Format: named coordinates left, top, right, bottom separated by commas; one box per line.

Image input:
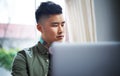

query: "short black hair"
left=35, top=1, right=62, bottom=24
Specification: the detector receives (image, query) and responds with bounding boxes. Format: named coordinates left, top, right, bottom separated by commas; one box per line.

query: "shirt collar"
left=39, top=37, right=51, bottom=48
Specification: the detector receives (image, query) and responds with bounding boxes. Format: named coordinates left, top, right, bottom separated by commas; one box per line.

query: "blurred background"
left=0, top=0, right=120, bottom=75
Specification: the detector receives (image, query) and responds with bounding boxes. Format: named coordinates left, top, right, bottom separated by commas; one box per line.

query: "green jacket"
left=11, top=42, right=50, bottom=76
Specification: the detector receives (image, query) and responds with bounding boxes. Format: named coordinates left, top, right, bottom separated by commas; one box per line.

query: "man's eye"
left=52, top=24, right=58, bottom=27
left=61, top=24, right=64, bottom=27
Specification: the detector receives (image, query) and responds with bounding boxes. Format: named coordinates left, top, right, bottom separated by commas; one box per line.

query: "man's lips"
left=56, top=35, right=64, bottom=39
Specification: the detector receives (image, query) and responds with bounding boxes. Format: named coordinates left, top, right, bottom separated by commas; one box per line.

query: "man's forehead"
left=48, top=20, right=65, bottom=24
left=48, top=14, right=64, bottom=21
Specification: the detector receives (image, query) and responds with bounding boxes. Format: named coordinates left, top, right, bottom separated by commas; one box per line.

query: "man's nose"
left=58, top=25, right=63, bottom=34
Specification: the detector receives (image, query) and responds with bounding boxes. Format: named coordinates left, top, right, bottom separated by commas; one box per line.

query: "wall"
left=94, top=0, right=120, bottom=41
left=0, top=68, right=11, bottom=76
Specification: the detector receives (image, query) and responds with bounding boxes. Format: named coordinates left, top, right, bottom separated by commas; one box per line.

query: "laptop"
left=49, top=42, right=120, bottom=76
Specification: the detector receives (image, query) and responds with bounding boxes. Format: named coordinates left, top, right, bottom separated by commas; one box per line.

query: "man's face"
left=38, top=14, right=65, bottom=43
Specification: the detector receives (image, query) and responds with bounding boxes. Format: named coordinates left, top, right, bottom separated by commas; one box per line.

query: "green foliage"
left=0, top=48, right=18, bottom=71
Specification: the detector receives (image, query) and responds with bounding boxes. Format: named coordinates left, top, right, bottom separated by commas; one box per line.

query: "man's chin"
left=56, top=39, right=64, bottom=42
left=51, top=38, right=64, bottom=43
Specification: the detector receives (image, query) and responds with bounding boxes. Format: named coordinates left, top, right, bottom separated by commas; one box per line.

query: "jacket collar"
left=37, top=42, right=49, bottom=56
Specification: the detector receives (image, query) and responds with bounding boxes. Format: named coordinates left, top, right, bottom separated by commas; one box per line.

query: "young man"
left=11, top=1, right=65, bottom=76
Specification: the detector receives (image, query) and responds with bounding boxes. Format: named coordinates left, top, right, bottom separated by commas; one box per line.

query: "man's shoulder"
left=17, top=43, right=38, bottom=57
left=17, top=42, right=48, bottom=57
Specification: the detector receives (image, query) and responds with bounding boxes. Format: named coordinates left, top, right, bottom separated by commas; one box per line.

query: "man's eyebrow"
left=51, top=22, right=59, bottom=24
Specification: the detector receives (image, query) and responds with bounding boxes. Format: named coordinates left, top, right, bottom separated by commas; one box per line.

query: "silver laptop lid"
left=49, top=42, right=120, bottom=76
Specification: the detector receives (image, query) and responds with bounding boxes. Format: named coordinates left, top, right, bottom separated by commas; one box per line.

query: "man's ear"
left=37, top=24, right=43, bottom=33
